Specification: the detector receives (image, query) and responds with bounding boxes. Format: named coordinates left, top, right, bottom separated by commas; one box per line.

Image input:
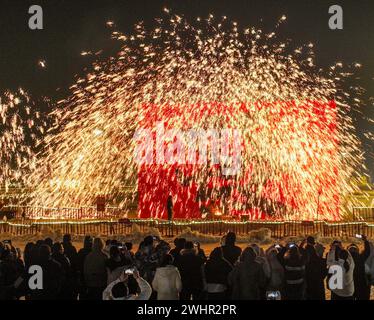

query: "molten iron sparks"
left=4, top=12, right=369, bottom=220
left=0, top=89, right=47, bottom=191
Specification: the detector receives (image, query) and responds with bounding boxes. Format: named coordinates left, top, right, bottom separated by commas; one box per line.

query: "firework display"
left=1, top=12, right=370, bottom=220
left=0, top=89, right=47, bottom=191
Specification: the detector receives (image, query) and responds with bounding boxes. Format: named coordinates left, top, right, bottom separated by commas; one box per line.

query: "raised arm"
left=134, top=277, right=152, bottom=300
left=102, top=278, right=121, bottom=300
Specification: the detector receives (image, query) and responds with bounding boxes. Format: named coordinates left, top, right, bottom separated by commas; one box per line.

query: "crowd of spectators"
left=0, top=232, right=373, bottom=300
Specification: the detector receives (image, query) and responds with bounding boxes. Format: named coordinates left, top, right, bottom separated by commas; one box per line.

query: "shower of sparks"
left=0, top=89, right=47, bottom=191
left=19, top=12, right=371, bottom=220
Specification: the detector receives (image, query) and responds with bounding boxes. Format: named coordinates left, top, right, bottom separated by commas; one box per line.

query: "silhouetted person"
left=281, top=245, right=306, bottom=300
left=301, top=238, right=327, bottom=300
left=219, top=232, right=242, bottom=266
left=175, top=241, right=204, bottom=300
left=62, top=234, right=78, bottom=299
left=31, top=245, right=63, bottom=300
left=84, top=238, right=108, bottom=300
left=348, top=235, right=371, bottom=300
left=170, top=238, right=186, bottom=266
left=228, top=247, right=266, bottom=300
left=202, top=247, right=233, bottom=300
left=77, top=236, right=93, bottom=300
left=106, top=245, right=129, bottom=284
left=167, top=195, right=173, bottom=221
left=62, top=234, right=77, bottom=267
left=52, top=242, right=75, bottom=300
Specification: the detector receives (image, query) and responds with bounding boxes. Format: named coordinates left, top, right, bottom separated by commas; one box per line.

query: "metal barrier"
left=1, top=219, right=374, bottom=238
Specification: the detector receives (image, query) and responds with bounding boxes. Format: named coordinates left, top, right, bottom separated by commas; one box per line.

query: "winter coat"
left=103, top=277, right=152, bottom=300
left=135, top=245, right=159, bottom=283
left=266, top=250, right=285, bottom=291
left=228, top=259, right=266, bottom=300
left=202, top=257, right=233, bottom=292
left=220, top=245, right=242, bottom=266
left=30, top=258, right=63, bottom=300
left=62, top=243, right=78, bottom=269
left=327, top=248, right=355, bottom=297
left=304, top=245, right=327, bottom=300
left=152, top=265, right=182, bottom=300
left=84, top=251, right=108, bottom=288
left=176, top=249, right=204, bottom=291
left=350, top=241, right=371, bottom=300
left=106, top=257, right=131, bottom=285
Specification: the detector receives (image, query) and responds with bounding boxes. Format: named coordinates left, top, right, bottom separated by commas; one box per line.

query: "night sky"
left=0, top=0, right=373, bottom=178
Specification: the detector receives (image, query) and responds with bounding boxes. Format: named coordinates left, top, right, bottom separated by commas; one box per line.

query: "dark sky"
left=0, top=0, right=373, bottom=178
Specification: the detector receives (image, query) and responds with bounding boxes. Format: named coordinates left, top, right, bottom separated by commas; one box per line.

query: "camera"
left=124, top=267, right=135, bottom=275
left=266, top=291, right=281, bottom=300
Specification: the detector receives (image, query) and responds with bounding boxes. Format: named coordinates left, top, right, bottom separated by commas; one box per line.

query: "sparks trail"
left=25, top=11, right=367, bottom=220
left=0, top=89, right=49, bottom=191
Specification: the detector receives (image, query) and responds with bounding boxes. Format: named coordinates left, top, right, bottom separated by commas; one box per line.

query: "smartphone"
left=266, top=291, right=281, bottom=300
left=355, top=234, right=362, bottom=239
left=124, top=268, right=135, bottom=275
left=288, top=243, right=296, bottom=248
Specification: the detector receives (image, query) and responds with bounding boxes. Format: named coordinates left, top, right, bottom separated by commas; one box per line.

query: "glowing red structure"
left=137, top=100, right=340, bottom=221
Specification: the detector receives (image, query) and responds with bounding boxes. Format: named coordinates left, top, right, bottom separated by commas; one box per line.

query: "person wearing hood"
left=152, top=254, right=182, bottom=300
left=327, top=245, right=355, bottom=300
left=347, top=235, right=371, bottom=300
left=202, top=247, right=233, bottom=300
left=250, top=244, right=271, bottom=299
left=228, top=246, right=266, bottom=300
left=175, top=241, right=204, bottom=300
left=103, top=269, right=152, bottom=300
left=281, top=244, right=306, bottom=300
left=265, top=246, right=285, bottom=295
left=250, top=244, right=271, bottom=278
